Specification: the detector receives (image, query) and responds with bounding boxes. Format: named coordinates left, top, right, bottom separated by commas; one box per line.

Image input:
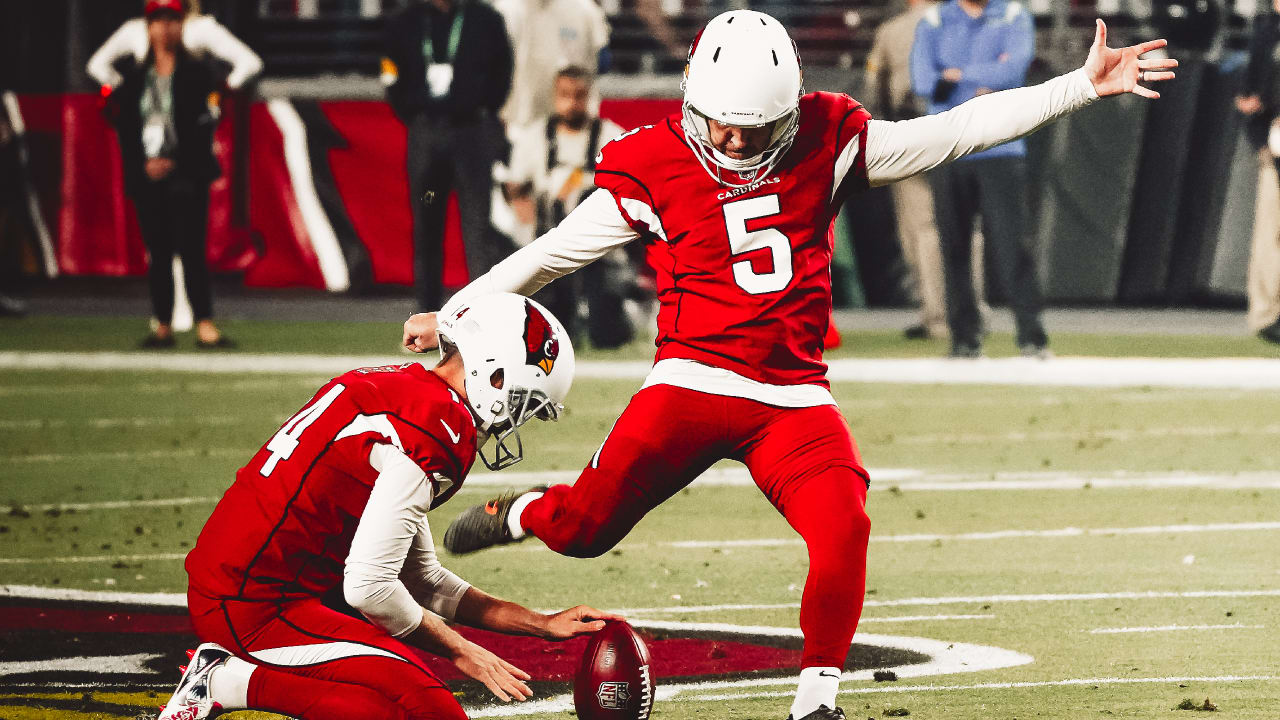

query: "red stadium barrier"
left=15, top=94, right=681, bottom=290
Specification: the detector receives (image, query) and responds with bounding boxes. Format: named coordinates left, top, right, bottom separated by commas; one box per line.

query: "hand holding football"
left=574, top=621, right=655, bottom=720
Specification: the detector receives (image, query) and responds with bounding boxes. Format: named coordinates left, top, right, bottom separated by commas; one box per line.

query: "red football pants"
left=521, top=384, right=871, bottom=669
left=187, top=591, right=465, bottom=720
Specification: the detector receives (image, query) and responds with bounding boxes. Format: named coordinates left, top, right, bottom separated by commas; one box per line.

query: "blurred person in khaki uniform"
left=864, top=0, right=985, bottom=340
left=1237, top=0, right=1280, bottom=345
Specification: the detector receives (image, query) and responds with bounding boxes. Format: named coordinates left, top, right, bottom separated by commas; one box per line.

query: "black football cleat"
left=443, top=488, right=543, bottom=554
left=787, top=705, right=846, bottom=720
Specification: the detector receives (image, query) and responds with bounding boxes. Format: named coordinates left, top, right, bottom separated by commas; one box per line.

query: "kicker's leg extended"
left=445, top=384, right=728, bottom=557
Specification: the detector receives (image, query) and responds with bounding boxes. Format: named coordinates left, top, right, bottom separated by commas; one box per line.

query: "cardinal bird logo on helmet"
left=523, top=301, right=559, bottom=375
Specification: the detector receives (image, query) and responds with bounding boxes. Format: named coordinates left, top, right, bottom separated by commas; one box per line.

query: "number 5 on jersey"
left=260, top=384, right=346, bottom=476
left=722, top=194, right=793, bottom=295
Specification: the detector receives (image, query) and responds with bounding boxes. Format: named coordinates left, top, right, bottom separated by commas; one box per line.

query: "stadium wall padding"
left=1033, top=94, right=1148, bottom=303
left=1118, top=58, right=1207, bottom=304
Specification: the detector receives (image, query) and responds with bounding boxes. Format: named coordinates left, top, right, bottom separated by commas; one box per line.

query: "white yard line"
left=665, top=521, right=1280, bottom=549
left=7, top=518, right=1272, bottom=565
left=678, top=674, right=1280, bottom=703
left=3, top=448, right=245, bottom=464
left=5, top=352, right=1280, bottom=389
left=0, top=553, right=188, bottom=565
left=0, top=496, right=221, bottom=515
left=887, top=424, right=1280, bottom=445
left=1088, top=623, right=1265, bottom=634
left=0, top=416, right=240, bottom=430
left=611, top=589, right=1280, bottom=616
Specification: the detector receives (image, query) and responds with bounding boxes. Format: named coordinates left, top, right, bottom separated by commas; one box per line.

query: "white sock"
left=507, top=491, right=543, bottom=540
left=790, top=666, right=841, bottom=718
left=208, top=656, right=254, bottom=709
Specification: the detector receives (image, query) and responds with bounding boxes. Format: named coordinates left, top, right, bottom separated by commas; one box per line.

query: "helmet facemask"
left=435, top=294, right=574, bottom=473
left=679, top=101, right=800, bottom=188
left=475, top=382, right=562, bottom=471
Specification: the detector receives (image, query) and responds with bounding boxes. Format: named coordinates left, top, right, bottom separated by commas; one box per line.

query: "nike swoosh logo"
left=818, top=671, right=840, bottom=679
left=439, top=419, right=460, bottom=444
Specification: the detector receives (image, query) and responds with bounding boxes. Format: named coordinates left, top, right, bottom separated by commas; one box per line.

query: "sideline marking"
left=7, top=520, right=1277, bottom=565
left=6, top=352, right=1280, bottom=389
left=1088, top=623, right=1264, bottom=634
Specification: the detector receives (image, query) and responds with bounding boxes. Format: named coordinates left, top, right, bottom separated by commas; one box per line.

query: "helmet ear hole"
left=489, top=368, right=505, bottom=390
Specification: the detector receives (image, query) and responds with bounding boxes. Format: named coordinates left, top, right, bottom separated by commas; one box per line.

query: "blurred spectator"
left=504, top=66, right=640, bottom=346
left=911, top=0, right=1047, bottom=358
left=494, top=0, right=609, bottom=129
left=1237, top=0, right=1280, bottom=345
left=89, top=0, right=261, bottom=348
left=0, top=110, right=29, bottom=318
left=383, top=0, right=513, bottom=311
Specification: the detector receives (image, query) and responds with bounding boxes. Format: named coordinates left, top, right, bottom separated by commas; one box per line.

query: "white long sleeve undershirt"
left=343, top=444, right=471, bottom=638
left=86, top=16, right=263, bottom=90
left=443, top=68, right=1101, bottom=404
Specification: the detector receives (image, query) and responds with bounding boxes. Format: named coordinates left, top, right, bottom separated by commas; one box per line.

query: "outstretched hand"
left=1084, top=19, right=1178, bottom=99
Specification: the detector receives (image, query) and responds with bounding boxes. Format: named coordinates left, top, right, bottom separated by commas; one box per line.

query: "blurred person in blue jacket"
left=910, top=0, right=1047, bottom=358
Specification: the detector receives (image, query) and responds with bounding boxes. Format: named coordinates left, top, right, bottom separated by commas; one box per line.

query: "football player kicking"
left=403, top=12, right=1176, bottom=720
left=159, top=294, right=621, bottom=720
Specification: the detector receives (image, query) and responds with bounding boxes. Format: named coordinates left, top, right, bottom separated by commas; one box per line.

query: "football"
left=573, top=621, right=655, bottom=720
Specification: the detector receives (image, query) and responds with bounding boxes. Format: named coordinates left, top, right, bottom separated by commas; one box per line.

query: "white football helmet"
left=681, top=10, right=804, bottom=187
left=436, top=293, right=575, bottom=471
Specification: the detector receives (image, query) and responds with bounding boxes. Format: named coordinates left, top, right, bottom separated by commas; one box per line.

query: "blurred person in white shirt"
left=503, top=66, right=642, bottom=347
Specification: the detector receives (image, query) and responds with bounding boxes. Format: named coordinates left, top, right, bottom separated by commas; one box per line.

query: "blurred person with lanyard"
left=382, top=0, right=514, bottom=312
left=504, top=66, right=638, bottom=347
left=910, top=0, right=1047, bottom=359
left=88, top=0, right=261, bottom=349
left=493, top=0, right=609, bottom=130
left=1236, top=0, right=1280, bottom=345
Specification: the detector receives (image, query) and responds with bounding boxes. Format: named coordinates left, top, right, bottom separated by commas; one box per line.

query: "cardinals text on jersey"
left=593, top=92, right=871, bottom=388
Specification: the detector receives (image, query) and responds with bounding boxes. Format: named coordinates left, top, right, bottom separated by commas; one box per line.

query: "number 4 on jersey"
left=723, top=194, right=793, bottom=294
left=260, top=384, right=346, bottom=476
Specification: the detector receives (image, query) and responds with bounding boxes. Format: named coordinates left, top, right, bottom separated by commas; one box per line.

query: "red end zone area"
left=0, top=596, right=925, bottom=712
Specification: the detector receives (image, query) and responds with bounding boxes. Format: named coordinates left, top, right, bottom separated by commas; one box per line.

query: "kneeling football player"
left=159, top=293, right=618, bottom=720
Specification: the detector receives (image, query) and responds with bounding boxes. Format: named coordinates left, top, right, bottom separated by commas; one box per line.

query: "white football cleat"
left=157, top=642, right=230, bottom=720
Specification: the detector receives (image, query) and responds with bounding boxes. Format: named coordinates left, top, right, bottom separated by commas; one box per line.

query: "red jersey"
left=594, top=92, right=871, bottom=388
left=186, top=363, right=477, bottom=602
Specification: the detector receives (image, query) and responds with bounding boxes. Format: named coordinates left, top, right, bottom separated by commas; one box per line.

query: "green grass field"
left=1, top=315, right=1278, bottom=719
